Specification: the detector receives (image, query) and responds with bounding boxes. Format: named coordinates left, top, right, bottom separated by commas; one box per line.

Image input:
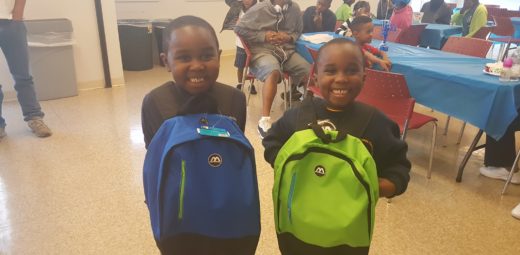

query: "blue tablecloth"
left=372, top=20, right=462, bottom=50
left=419, top=24, right=462, bottom=49
left=295, top=32, right=520, bottom=140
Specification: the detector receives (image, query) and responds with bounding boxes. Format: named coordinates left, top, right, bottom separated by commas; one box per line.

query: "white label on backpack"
left=208, top=153, right=223, bottom=167
left=314, top=165, right=326, bottom=177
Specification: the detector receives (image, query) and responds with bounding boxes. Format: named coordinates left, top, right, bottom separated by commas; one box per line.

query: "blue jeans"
left=0, top=20, right=44, bottom=128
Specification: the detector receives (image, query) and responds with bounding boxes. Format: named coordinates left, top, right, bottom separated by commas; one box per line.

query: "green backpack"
left=273, top=99, right=379, bottom=251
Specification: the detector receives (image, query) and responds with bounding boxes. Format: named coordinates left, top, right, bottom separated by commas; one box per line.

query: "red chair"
left=441, top=36, right=493, bottom=58
left=373, top=26, right=402, bottom=42
left=472, top=26, right=492, bottom=40
left=396, top=24, right=427, bottom=46
left=357, top=69, right=438, bottom=178
left=304, top=46, right=322, bottom=98
left=490, top=16, right=520, bottom=61
left=237, top=34, right=293, bottom=109
left=487, top=8, right=507, bottom=21
left=507, top=11, right=520, bottom=17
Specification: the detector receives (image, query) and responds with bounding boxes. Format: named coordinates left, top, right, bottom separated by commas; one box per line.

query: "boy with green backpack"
left=262, top=38, right=411, bottom=255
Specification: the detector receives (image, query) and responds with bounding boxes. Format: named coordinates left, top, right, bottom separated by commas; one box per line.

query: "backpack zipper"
left=288, top=172, right=297, bottom=224
left=178, top=160, right=186, bottom=220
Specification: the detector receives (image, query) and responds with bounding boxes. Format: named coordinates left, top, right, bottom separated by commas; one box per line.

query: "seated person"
left=451, top=0, right=487, bottom=37
left=302, top=0, right=336, bottom=33
left=478, top=113, right=520, bottom=220
left=377, top=0, right=394, bottom=20
left=234, top=0, right=310, bottom=138
left=335, top=0, right=355, bottom=22
left=420, top=0, right=452, bottom=24
left=390, top=0, right=412, bottom=30
left=351, top=15, right=392, bottom=71
left=335, top=1, right=372, bottom=37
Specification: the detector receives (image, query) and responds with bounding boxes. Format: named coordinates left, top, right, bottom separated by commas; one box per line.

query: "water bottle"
left=499, top=58, right=513, bottom=82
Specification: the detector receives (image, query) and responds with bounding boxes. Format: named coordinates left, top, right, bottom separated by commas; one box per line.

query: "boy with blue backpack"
left=262, top=38, right=411, bottom=254
left=141, top=16, right=260, bottom=255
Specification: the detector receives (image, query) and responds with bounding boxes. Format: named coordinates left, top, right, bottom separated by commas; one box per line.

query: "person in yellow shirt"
left=335, top=0, right=355, bottom=22
left=451, top=0, right=487, bottom=37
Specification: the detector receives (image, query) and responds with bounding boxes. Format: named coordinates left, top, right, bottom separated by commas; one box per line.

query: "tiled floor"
left=0, top=55, right=519, bottom=254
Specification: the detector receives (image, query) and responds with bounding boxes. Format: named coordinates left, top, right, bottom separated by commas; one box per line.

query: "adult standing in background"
left=376, top=0, right=394, bottom=20
left=389, top=0, right=412, bottom=30
left=451, top=0, right=487, bottom=37
left=0, top=0, right=52, bottom=140
left=421, top=0, right=452, bottom=24
left=302, top=0, right=336, bottom=33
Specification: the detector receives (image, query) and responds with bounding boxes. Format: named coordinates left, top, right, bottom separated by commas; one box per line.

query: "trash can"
left=25, top=18, right=78, bottom=101
left=118, top=19, right=153, bottom=71
left=152, top=19, right=171, bottom=66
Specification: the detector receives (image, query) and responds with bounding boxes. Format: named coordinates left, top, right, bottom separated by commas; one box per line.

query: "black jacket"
left=263, top=97, right=411, bottom=196
left=141, top=81, right=246, bottom=148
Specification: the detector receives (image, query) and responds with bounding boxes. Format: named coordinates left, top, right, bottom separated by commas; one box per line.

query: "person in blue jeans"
left=0, top=0, right=52, bottom=140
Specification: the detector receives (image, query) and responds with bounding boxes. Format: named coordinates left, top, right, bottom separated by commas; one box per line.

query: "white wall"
left=0, top=0, right=124, bottom=101
left=115, top=0, right=322, bottom=53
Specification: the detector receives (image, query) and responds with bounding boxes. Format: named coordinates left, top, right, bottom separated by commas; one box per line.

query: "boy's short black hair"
left=353, top=0, right=371, bottom=12
left=162, top=15, right=219, bottom=54
left=350, top=15, right=372, bottom=32
left=316, top=38, right=365, bottom=69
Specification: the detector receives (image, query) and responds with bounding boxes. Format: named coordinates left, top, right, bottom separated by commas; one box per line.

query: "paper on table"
left=300, top=33, right=334, bottom=44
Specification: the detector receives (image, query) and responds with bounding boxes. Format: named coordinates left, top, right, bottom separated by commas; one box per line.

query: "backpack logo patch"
left=208, top=154, right=222, bottom=167
left=314, top=165, right=326, bottom=177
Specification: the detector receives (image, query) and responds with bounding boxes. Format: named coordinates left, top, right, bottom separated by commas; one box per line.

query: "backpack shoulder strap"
left=213, top=83, right=235, bottom=116
left=151, top=81, right=182, bottom=121
left=346, top=102, right=375, bottom=138
left=296, top=98, right=375, bottom=142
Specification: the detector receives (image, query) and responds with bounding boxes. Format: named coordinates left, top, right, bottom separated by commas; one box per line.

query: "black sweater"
left=141, top=81, right=246, bottom=149
left=262, top=98, right=411, bottom=196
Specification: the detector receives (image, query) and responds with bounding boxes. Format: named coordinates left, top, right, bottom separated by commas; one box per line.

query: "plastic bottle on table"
left=499, top=58, right=513, bottom=82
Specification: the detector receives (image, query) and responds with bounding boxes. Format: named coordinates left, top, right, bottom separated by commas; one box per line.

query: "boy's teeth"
left=332, top=89, right=347, bottom=95
left=190, top=78, right=204, bottom=83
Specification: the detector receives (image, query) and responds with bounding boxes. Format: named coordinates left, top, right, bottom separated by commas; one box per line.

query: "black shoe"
left=280, top=89, right=303, bottom=101
left=250, top=85, right=257, bottom=95
left=236, top=83, right=242, bottom=90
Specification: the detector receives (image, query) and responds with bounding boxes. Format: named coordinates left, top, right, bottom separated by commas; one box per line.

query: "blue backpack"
left=143, top=113, right=261, bottom=245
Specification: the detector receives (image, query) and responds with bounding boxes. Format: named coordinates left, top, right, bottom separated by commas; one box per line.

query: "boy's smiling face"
left=353, top=22, right=374, bottom=45
left=162, top=25, right=221, bottom=95
left=316, top=42, right=365, bottom=110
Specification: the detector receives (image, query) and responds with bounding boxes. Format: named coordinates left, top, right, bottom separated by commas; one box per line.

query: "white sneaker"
left=257, top=116, right=272, bottom=139
left=479, top=166, right=520, bottom=184
left=512, top=203, right=520, bottom=220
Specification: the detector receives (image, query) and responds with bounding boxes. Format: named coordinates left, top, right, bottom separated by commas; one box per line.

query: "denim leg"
left=0, top=84, right=4, bottom=128
left=0, top=20, right=44, bottom=122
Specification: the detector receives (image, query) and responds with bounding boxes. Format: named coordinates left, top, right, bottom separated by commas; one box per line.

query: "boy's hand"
left=265, top=31, right=277, bottom=44
left=378, top=59, right=391, bottom=72
left=378, top=178, right=396, bottom=198
left=313, top=11, right=323, bottom=27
